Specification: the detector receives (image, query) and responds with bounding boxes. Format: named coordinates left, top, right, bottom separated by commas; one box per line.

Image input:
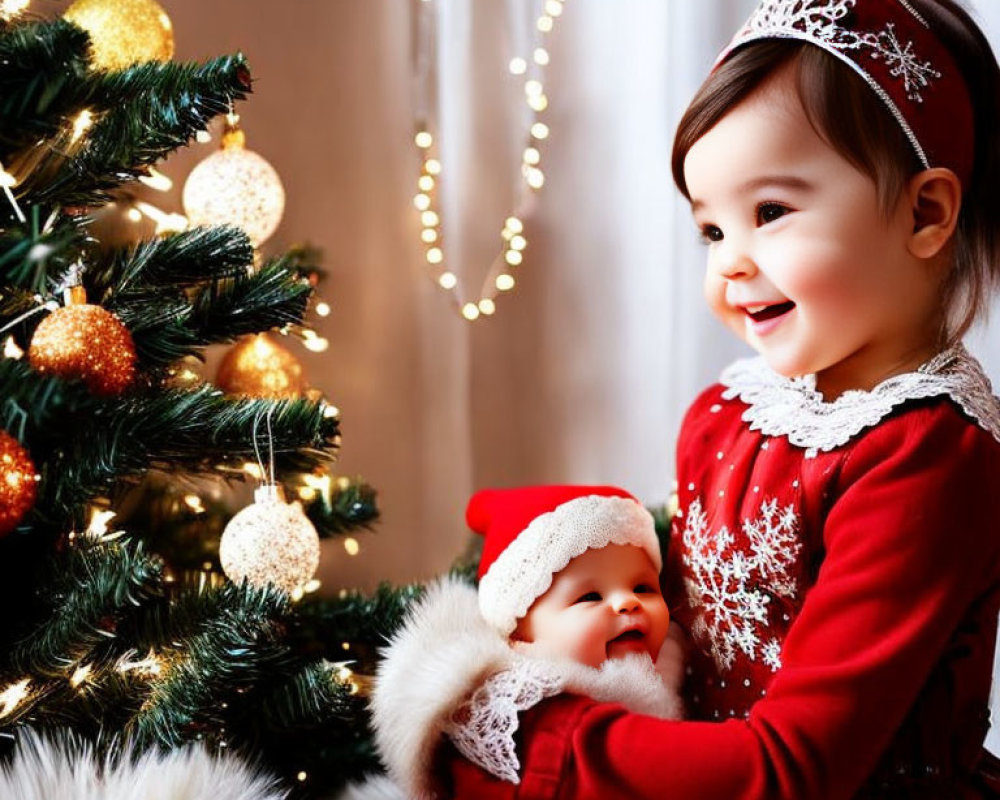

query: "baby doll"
left=366, top=485, right=684, bottom=799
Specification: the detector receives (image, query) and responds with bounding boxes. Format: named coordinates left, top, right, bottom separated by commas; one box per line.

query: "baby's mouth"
left=745, top=301, right=796, bottom=322
left=606, top=629, right=647, bottom=658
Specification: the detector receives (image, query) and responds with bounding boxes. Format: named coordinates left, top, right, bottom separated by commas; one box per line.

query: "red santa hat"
left=467, top=485, right=661, bottom=636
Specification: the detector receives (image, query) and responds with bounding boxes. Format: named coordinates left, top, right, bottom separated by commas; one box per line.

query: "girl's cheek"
left=703, top=272, right=724, bottom=311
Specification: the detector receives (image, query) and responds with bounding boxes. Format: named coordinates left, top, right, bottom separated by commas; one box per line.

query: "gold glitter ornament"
left=64, top=0, right=174, bottom=71
left=215, top=333, right=306, bottom=399
left=182, top=116, right=285, bottom=247
left=28, top=287, right=137, bottom=397
left=219, top=484, right=320, bottom=594
left=0, top=430, right=38, bottom=538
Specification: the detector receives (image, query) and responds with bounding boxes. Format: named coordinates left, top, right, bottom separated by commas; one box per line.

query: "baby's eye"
left=574, top=591, right=601, bottom=604
left=756, top=202, right=789, bottom=226
left=634, top=583, right=658, bottom=594
left=699, top=224, right=723, bottom=243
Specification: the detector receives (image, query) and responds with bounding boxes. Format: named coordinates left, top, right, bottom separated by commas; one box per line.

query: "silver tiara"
left=728, top=0, right=940, bottom=103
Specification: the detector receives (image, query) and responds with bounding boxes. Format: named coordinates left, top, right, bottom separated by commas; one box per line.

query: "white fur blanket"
left=0, top=729, right=287, bottom=800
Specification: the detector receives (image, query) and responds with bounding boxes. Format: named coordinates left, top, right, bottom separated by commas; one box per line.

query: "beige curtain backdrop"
left=48, top=0, right=1000, bottom=593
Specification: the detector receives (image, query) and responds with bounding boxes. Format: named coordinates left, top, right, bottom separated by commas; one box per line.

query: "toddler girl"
left=414, top=1, right=1000, bottom=797
left=367, top=485, right=684, bottom=798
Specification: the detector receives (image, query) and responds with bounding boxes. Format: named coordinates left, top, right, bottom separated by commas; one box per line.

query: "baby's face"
left=513, top=544, right=669, bottom=669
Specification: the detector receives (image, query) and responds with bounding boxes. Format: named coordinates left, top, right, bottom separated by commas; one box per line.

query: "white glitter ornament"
left=183, top=115, right=285, bottom=247
left=219, top=484, right=319, bottom=594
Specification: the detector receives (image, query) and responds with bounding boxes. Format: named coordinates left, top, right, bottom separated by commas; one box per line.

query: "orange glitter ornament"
left=0, top=430, right=38, bottom=537
left=28, top=287, right=137, bottom=397
left=215, top=333, right=306, bottom=398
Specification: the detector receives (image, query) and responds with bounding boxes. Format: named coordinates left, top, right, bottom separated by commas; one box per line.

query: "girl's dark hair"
left=671, top=0, right=1000, bottom=342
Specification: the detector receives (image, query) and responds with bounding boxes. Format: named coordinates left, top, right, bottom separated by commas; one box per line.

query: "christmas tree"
left=0, top=2, right=418, bottom=796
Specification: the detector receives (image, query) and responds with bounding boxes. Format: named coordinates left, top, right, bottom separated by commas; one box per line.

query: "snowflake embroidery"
left=868, top=23, right=940, bottom=102
left=733, top=0, right=940, bottom=102
left=681, top=497, right=801, bottom=672
left=762, top=639, right=784, bottom=671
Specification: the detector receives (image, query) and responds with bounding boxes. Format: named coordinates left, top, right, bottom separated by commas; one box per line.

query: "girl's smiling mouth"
left=744, top=301, right=796, bottom=335
left=745, top=301, right=796, bottom=321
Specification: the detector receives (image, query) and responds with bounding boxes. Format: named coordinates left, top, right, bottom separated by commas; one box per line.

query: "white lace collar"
left=719, top=345, right=1000, bottom=455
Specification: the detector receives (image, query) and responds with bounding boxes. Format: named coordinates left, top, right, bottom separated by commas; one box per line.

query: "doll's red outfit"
left=436, top=347, right=1000, bottom=799
left=362, top=578, right=682, bottom=800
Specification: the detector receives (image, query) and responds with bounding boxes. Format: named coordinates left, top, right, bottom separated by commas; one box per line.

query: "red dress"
left=441, top=348, right=1000, bottom=799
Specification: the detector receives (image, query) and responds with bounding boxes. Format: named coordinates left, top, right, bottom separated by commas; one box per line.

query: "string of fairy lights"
left=412, top=0, right=566, bottom=321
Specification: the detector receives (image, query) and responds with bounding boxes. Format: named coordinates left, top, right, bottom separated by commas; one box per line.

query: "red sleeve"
left=515, top=405, right=1000, bottom=800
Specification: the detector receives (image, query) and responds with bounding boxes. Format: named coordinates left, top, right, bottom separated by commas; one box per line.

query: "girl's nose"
left=713, top=240, right=757, bottom=280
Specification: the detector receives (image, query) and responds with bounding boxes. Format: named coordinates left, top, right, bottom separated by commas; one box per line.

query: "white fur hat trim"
left=477, top=494, right=660, bottom=636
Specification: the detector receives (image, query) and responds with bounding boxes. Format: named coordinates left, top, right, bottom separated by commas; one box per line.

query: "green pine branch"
left=89, top=226, right=254, bottom=297
left=0, top=284, right=37, bottom=320
left=130, top=581, right=293, bottom=748
left=109, top=259, right=312, bottom=369
left=255, top=661, right=359, bottom=731
left=41, top=389, right=339, bottom=517
left=0, top=358, right=101, bottom=437
left=10, top=536, right=164, bottom=677
left=250, top=663, right=378, bottom=792
left=0, top=208, right=84, bottom=292
left=125, top=575, right=280, bottom=653
left=12, top=54, right=251, bottom=209
left=293, top=582, right=426, bottom=656
left=0, top=19, right=92, bottom=162
left=189, top=257, right=312, bottom=337
left=301, top=478, right=379, bottom=538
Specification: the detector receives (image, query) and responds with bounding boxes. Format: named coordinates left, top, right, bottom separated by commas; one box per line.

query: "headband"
left=717, top=0, right=974, bottom=189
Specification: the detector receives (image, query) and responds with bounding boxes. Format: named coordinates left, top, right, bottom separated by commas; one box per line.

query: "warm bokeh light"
left=63, top=0, right=173, bottom=70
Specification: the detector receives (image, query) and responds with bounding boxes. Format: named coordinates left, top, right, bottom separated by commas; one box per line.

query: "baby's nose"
left=616, top=593, right=640, bottom=614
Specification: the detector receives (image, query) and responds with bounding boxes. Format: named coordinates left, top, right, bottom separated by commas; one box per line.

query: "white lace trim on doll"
left=444, top=659, right=564, bottom=785
left=719, top=345, right=1000, bottom=455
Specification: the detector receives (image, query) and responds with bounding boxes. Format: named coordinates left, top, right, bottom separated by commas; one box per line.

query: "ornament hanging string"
left=220, top=403, right=320, bottom=595
left=4, top=261, right=85, bottom=336
left=0, top=300, right=59, bottom=336
left=251, top=405, right=277, bottom=486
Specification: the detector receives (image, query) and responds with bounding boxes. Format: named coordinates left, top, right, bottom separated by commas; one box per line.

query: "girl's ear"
left=906, top=168, right=962, bottom=260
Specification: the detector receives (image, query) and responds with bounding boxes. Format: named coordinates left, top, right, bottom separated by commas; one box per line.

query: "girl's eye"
left=699, top=224, right=723, bottom=244
left=574, top=591, right=601, bottom=604
left=757, top=202, right=789, bottom=225
left=634, top=583, right=657, bottom=594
